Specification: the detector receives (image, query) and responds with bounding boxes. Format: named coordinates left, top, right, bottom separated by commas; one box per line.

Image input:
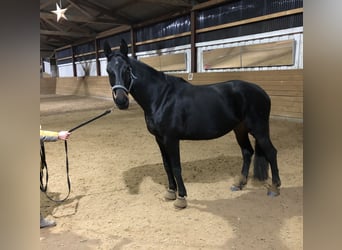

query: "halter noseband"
left=111, top=68, right=137, bottom=94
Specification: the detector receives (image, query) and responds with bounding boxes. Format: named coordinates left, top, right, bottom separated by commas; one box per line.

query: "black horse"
left=104, top=39, right=281, bottom=208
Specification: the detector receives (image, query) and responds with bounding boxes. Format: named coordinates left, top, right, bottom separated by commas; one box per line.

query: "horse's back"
left=145, top=76, right=271, bottom=139
left=167, top=77, right=271, bottom=121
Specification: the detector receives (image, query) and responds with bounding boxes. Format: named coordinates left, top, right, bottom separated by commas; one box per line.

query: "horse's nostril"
left=116, top=101, right=129, bottom=110
left=114, top=96, right=129, bottom=110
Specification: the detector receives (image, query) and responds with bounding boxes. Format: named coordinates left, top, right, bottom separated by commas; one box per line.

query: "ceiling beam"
left=40, top=41, right=57, bottom=50
left=40, top=11, right=120, bottom=24
left=70, top=0, right=125, bottom=23
left=96, top=25, right=131, bottom=39
left=192, top=0, right=229, bottom=10
left=41, top=36, right=75, bottom=46
left=41, top=29, right=95, bottom=38
left=41, top=17, right=66, bottom=32
left=105, top=0, right=137, bottom=23
left=40, top=0, right=56, bottom=10
left=40, top=0, right=217, bottom=56
left=65, top=0, right=94, bottom=19
left=141, top=0, right=192, bottom=7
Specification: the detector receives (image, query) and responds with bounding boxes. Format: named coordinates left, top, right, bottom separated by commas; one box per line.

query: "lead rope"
left=40, top=108, right=113, bottom=203
left=40, top=140, right=71, bottom=202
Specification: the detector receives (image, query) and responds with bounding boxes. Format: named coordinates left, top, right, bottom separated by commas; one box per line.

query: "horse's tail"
left=253, top=141, right=269, bottom=181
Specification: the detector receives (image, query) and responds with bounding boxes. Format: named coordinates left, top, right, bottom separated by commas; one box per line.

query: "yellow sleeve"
left=40, top=130, right=59, bottom=142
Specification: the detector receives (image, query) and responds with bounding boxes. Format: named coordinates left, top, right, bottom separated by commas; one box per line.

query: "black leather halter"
left=111, top=67, right=137, bottom=94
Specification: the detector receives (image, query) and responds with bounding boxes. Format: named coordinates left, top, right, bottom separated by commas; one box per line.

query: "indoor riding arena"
left=40, top=0, right=303, bottom=249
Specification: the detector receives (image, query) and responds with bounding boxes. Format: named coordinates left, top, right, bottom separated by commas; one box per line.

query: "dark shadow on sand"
left=123, top=155, right=242, bottom=194
left=189, top=186, right=303, bottom=249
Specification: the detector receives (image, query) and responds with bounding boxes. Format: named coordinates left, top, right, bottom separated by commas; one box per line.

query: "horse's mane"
left=129, top=56, right=190, bottom=86
left=130, top=57, right=161, bottom=76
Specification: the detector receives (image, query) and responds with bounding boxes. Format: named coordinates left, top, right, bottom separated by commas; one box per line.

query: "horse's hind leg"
left=251, top=125, right=281, bottom=196
left=231, top=122, right=254, bottom=191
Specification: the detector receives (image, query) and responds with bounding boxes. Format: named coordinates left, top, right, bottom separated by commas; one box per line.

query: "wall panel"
left=40, top=77, right=56, bottom=95
left=41, top=69, right=303, bottom=120
left=140, top=53, right=187, bottom=71
left=202, top=40, right=294, bottom=70
left=172, top=69, right=303, bottom=119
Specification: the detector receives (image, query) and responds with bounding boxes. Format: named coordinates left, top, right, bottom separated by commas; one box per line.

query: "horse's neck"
left=130, top=60, right=168, bottom=114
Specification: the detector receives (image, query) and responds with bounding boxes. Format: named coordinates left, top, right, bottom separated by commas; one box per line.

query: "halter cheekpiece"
left=111, top=68, right=137, bottom=94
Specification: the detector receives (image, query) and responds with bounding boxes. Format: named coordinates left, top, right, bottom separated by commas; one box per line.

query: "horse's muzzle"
left=113, top=89, right=129, bottom=110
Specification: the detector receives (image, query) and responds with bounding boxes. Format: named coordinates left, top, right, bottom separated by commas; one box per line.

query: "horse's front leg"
left=155, top=136, right=177, bottom=200
left=164, top=138, right=188, bottom=209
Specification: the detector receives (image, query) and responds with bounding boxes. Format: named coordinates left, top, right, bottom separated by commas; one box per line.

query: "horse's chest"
left=145, top=113, right=170, bottom=136
left=145, top=116, right=160, bottom=135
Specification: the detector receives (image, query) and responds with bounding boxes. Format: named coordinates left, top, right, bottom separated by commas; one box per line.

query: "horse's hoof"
left=164, top=189, right=177, bottom=200
left=174, top=197, right=187, bottom=209
left=267, top=185, right=280, bottom=197
left=231, top=175, right=247, bottom=192
left=230, top=185, right=242, bottom=191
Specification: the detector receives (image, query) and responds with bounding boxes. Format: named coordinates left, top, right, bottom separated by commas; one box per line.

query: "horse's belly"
left=180, top=126, right=233, bottom=140
left=179, top=115, right=237, bottom=139
left=145, top=108, right=238, bottom=140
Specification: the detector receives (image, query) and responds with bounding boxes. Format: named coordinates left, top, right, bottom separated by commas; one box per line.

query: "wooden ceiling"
left=40, top=0, right=213, bottom=58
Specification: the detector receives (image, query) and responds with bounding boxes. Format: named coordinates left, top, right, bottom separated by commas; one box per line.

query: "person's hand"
left=58, top=131, right=71, bottom=140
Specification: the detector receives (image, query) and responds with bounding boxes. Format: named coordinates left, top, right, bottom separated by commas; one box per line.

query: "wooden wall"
left=140, top=53, right=187, bottom=71
left=54, top=76, right=112, bottom=98
left=203, top=40, right=295, bottom=69
left=173, top=69, right=303, bottom=119
left=40, top=69, right=303, bottom=120
left=40, top=77, right=56, bottom=94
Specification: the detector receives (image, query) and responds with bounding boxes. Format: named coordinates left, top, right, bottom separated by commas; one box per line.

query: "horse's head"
left=104, top=39, right=135, bottom=110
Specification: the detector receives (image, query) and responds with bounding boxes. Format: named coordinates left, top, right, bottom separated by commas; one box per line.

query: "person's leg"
left=40, top=213, right=56, bottom=228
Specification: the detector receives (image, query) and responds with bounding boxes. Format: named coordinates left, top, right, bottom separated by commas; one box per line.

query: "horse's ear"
left=120, top=39, right=128, bottom=56
left=103, top=41, right=112, bottom=58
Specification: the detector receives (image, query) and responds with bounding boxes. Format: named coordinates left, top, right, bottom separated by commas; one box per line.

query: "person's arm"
left=40, top=130, right=71, bottom=142
left=40, top=130, right=58, bottom=142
